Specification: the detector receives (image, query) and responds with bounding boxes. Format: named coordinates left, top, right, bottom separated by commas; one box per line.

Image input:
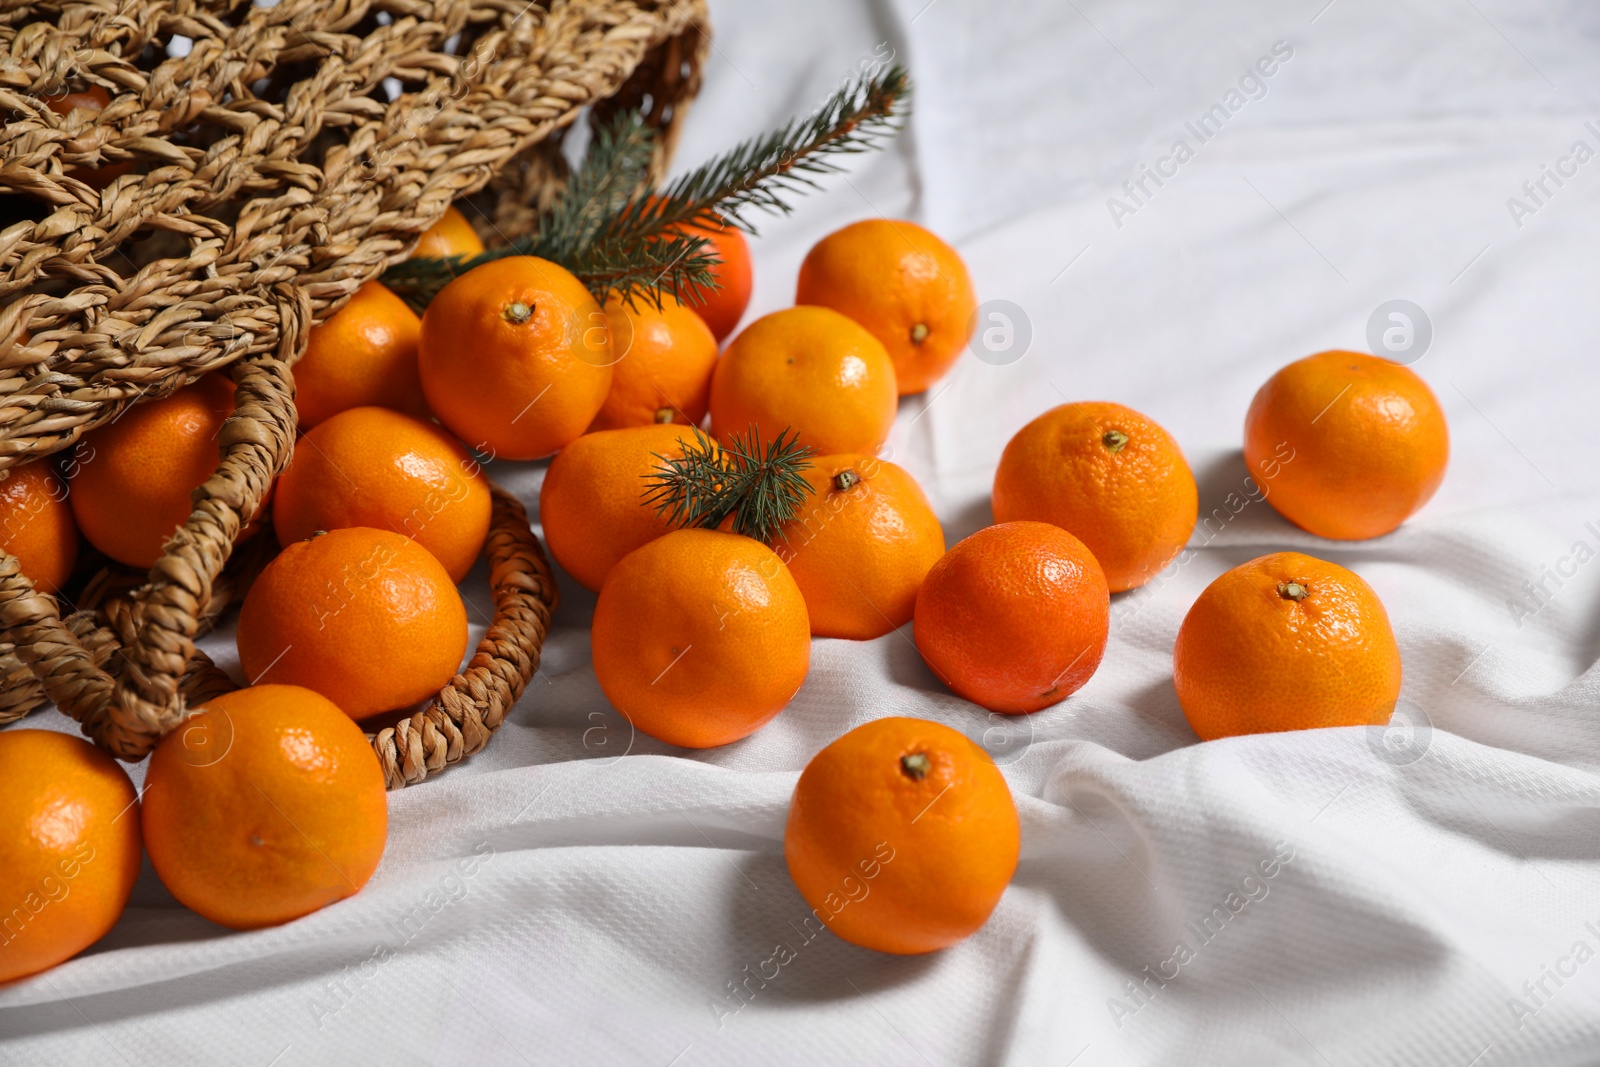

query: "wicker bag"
left=0, top=0, right=708, bottom=787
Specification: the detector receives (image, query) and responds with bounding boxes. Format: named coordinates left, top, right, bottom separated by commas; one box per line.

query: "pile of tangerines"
left=0, top=193, right=1449, bottom=978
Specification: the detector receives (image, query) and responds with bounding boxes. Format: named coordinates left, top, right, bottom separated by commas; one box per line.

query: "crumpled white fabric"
left=6, top=1, right=1600, bottom=1064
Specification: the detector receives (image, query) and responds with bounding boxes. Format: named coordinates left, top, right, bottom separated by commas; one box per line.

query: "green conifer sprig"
left=607, top=62, right=909, bottom=239
left=642, top=426, right=816, bottom=546
left=539, top=111, right=658, bottom=261
left=382, top=64, right=910, bottom=313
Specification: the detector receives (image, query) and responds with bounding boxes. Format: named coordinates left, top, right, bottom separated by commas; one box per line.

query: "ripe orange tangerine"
left=0, top=460, right=77, bottom=595
left=45, top=85, right=113, bottom=115
left=411, top=205, right=486, bottom=261
left=293, top=281, right=427, bottom=430
left=419, top=256, right=612, bottom=460
left=993, top=401, right=1197, bottom=592
left=69, top=374, right=255, bottom=569
left=796, top=219, right=977, bottom=395
left=1173, top=551, right=1402, bottom=740
left=784, top=716, right=1019, bottom=955
left=709, top=306, right=898, bottom=457
left=1244, top=350, right=1448, bottom=540
left=539, top=423, right=703, bottom=592
left=236, top=527, right=468, bottom=719
left=591, top=529, right=810, bottom=748
left=673, top=214, right=752, bottom=342
left=141, top=685, right=388, bottom=930
left=914, top=521, right=1109, bottom=714
left=273, top=406, right=491, bottom=583
left=774, top=454, right=945, bottom=640
left=589, top=293, right=719, bottom=431
left=0, top=730, right=142, bottom=983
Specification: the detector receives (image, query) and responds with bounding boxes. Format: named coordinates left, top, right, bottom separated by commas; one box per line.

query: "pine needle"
left=382, top=64, right=911, bottom=312
left=642, top=426, right=816, bottom=546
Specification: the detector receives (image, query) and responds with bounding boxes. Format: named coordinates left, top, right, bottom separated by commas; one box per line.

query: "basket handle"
left=0, top=353, right=291, bottom=758
left=371, top=483, right=558, bottom=789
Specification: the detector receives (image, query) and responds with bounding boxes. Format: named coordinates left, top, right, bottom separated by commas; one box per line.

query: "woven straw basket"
left=0, top=0, right=709, bottom=787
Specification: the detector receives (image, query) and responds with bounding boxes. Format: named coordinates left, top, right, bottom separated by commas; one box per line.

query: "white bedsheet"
left=7, top=1, right=1600, bottom=1063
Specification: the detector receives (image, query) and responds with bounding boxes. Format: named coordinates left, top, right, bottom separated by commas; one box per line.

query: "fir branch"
left=642, top=426, right=816, bottom=546
left=560, top=229, right=720, bottom=313
left=603, top=62, right=910, bottom=241
left=722, top=426, right=816, bottom=545
left=383, top=65, right=911, bottom=312
left=529, top=110, right=658, bottom=267
left=383, top=110, right=668, bottom=314
left=583, top=62, right=908, bottom=308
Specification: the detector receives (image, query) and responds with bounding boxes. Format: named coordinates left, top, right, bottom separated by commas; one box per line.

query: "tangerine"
left=589, top=293, right=719, bottom=431
left=1173, top=551, right=1402, bottom=740
left=774, top=454, right=945, bottom=640
left=236, top=527, right=468, bottom=719
left=539, top=423, right=702, bottom=592
left=590, top=529, right=810, bottom=748
left=293, top=281, right=426, bottom=430
left=992, top=402, right=1198, bottom=592
left=784, top=716, right=1019, bottom=955
left=274, top=406, right=491, bottom=582
left=44, top=85, right=113, bottom=115
left=69, top=374, right=251, bottom=569
left=141, top=685, right=388, bottom=930
left=796, top=219, right=977, bottom=395
left=914, top=521, right=1109, bottom=714
left=1244, top=350, right=1448, bottom=540
left=0, top=461, right=78, bottom=595
left=709, top=306, right=898, bottom=456
left=0, top=730, right=141, bottom=982
left=411, top=205, right=485, bottom=261
left=419, top=257, right=612, bottom=460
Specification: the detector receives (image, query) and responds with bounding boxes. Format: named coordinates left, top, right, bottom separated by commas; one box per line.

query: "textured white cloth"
left=6, top=1, right=1600, bottom=1064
